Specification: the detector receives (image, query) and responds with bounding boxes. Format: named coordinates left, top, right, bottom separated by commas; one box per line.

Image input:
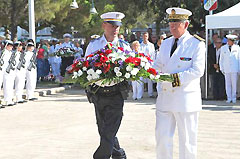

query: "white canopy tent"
left=204, top=2, right=240, bottom=99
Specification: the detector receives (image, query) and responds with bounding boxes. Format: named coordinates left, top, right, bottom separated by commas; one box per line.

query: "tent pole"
left=205, top=21, right=208, bottom=99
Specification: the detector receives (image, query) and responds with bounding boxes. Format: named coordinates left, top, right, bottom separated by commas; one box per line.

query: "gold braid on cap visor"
left=169, top=14, right=189, bottom=20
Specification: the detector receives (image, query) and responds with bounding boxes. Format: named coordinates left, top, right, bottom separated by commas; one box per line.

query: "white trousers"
left=51, top=62, right=61, bottom=76
left=147, top=79, right=153, bottom=96
left=26, top=69, right=37, bottom=99
left=15, top=69, right=26, bottom=102
left=132, top=80, right=143, bottom=99
left=3, top=71, right=16, bottom=104
left=225, top=73, right=238, bottom=101
left=156, top=110, right=199, bottom=159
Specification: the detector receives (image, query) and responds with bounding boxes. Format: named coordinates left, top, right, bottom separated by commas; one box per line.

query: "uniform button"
left=172, top=90, right=175, bottom=93
left=164, top=89, right=167, bottom=91
left=177, top=65, right=181, bottom=68
left=163, top=64, right=165, bottom=67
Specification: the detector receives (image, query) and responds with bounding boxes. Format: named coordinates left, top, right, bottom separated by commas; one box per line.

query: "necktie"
left=229, top=46, right=232, bottom=52
left=170, top=38, right=179, bottom=57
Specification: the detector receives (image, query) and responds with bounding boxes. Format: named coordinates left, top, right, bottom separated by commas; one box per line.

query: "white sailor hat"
left=91, top=34, right=100, bottom=39
left=4, top=40, right=13, bottom=46
left=226, top=34, right=238, bottom=41
left=100, top=12, right=125, bottom=26
left=63, top=33, right=72, bottom=38
left=14, top=41, right=22, bottom=46
left=166, top=7, right=192, bottom=22
left=27, top=42, right=34, bottom=46
left=52, top=38, right=58, bottom=42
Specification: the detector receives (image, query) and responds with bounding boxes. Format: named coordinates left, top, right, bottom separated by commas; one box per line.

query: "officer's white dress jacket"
left=219, top=44, right=240, bottom=74
left=153, top=31, right=205, bottom=112
left=85, top=35, right=131, bottom=57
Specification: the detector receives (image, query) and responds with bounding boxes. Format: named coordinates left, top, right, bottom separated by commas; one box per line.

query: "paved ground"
left=0, top=88, right=239, bottom=159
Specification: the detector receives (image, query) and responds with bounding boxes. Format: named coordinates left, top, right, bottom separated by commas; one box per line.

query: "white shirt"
left=216, top=48, right=221, bottom=64
left=139, top=41, right=155, bottom=60
left=85, top=34, right=131, bottom=57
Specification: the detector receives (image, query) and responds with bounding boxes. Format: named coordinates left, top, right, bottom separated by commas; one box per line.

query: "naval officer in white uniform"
left=153, top=8, right=205, bottom=159
left=219, top=34, right=240, bottom=103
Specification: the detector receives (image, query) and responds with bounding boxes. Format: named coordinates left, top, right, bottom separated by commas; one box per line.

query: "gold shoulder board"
left=193, top=34, right=205, bottom=42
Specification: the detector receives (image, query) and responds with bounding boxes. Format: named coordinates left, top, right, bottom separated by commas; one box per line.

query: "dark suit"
left=208, top=43, right=226, bottom=100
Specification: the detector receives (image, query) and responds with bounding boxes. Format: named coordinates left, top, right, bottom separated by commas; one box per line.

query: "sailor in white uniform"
left=48, top=39, right=61, bottom=79
left=2, top=40, right=15, bottom=106
left=219, top=34, right=240, bottom=103
left=15, top=41, right=27, bottom=103
left=153, top=8, right=205, bottom=159
left=25, top=42, right=37, bottom=101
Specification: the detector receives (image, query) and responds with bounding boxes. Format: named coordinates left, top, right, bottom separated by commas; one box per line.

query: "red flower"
left=138, top=53, right=145, bottom=57
left=125, top=57, right=134, bottom=63
left=100, top=56, right=108, bottom=63
left=118, top=47, right=124, bottom=51
left=103, top=64, right=111, bottom=73
left=83, top=61, right=89, bottom=68
left=86, top=54, right=94, bottom=58
left=125, top=57, right=141, bottom=66
left=94, top=62, right=103, bottom=67
left=147, top=68, right=157, bottom=76
left=146, top=56, right=153, bottom=62
left=132, top=57, right=141, bottom=66
left=105, top=49, right=112, bottom=54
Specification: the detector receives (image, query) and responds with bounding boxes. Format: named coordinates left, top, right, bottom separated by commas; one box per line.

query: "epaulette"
left=163, top=35, right=172, bottom=40
left=119, top=39, right=130, bottom=46
left=90, top=37, right=101, bottom=43
left=193, top=34, right=205, bottom=42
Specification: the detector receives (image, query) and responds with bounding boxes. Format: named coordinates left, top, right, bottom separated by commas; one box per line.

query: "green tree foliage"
left=0, top=0, right=239, bottom=40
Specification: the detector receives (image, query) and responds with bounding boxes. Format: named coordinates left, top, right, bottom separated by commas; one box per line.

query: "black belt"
left=90, top=81, right=129, bottom=96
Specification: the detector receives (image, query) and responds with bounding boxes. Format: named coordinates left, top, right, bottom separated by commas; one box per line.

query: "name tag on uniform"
left=180, top=57, right=192, bottom=61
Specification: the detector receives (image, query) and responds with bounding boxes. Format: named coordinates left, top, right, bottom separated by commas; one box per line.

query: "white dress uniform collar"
left=100, top=34, right=119, bottom=47
left=173, top=30, right=190, bottom=46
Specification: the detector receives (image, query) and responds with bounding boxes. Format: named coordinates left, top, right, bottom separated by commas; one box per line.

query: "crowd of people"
left=208, top=32, right=240, bottom=103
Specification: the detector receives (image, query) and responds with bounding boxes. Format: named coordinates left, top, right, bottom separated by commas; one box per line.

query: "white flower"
left=131, top=68, right=139, bottom=76
left=126, top=65, right=133, bottom=71
left=72, top=72, right=78, bottom=79
left=87, top=68, right=94, bottom=75
left=129, top=52, right=136, bottom=57
left=92, top=73, right=100, bottom=79
left=150, top=74, right=155, bottom=80
left=87, top=75, right=93, bottom=81
left=77, top=70, right=83, bottom=76
left=125, top=73, right=131, bottom=79
left=116, top=71, right=122, bottom=77
left=144, top=63, right=151, bottom=70
left=96, top=69, right=102, bottom=75
left=141, top=57, right=148, bottom=62
left=140, top=62, right=146, bottom=67
left=114, top=67, right=120, bottom=73
left=155, top=75, right=160, bottom=79
left=82, top=67, right=87, bottom=71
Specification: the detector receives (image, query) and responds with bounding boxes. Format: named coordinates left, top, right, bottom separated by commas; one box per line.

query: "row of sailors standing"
left=0, top=40, right=37, bottom=108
